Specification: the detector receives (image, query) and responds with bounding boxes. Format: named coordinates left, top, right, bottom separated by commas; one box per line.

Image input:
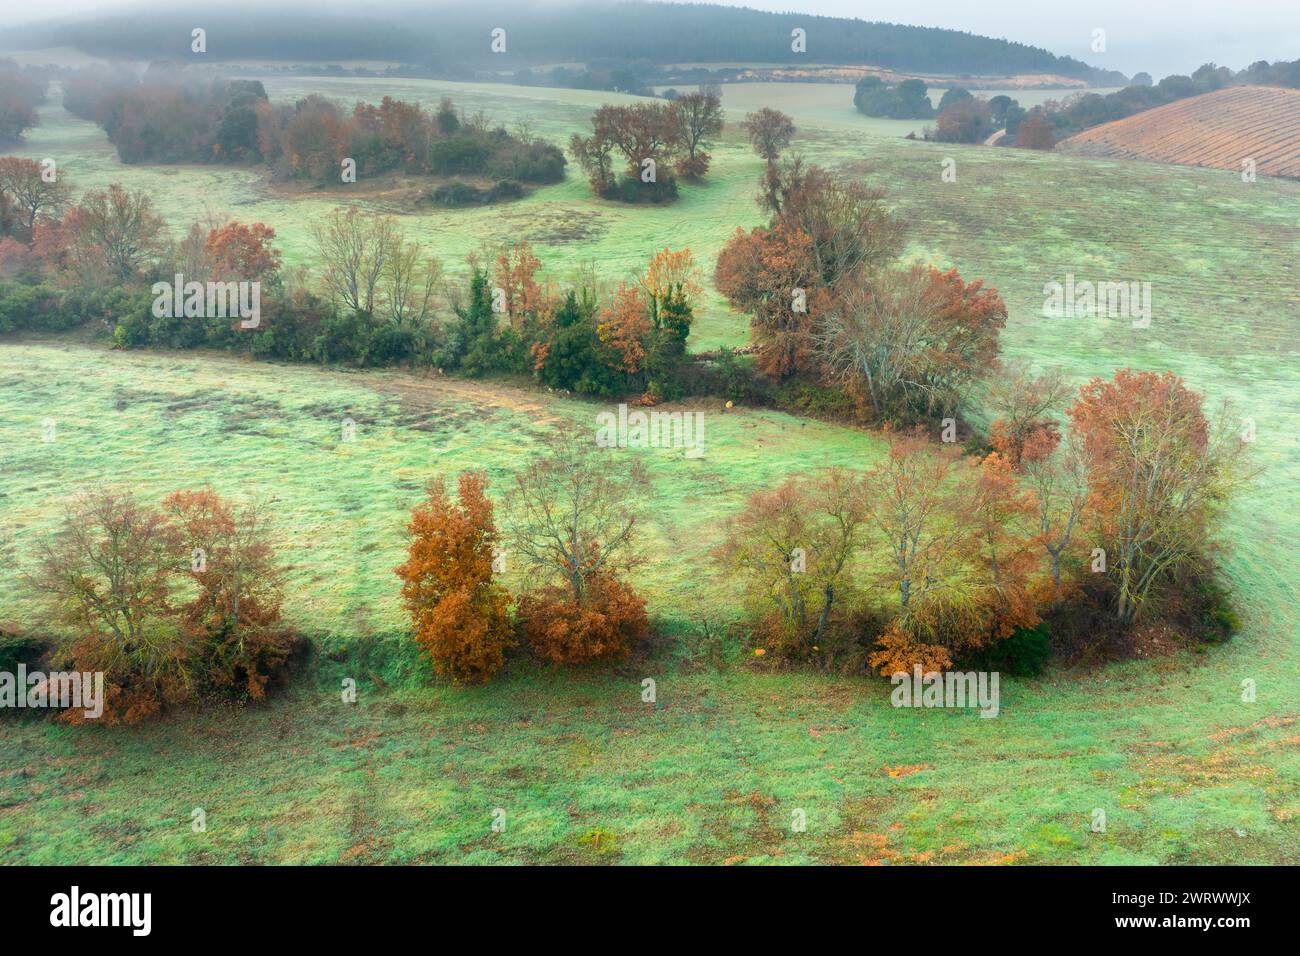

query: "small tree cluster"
left=396, top=428, right=651, bottom=680
left=569, top=94, right=722, bottom=201
left=32, top=487, right=296, bottom=723
left=721, top=368, right=1252, bottom=675
left=716, top=155, right=1006, bottom=427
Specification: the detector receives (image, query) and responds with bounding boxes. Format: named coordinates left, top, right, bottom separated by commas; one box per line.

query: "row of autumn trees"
left=394, top=357, right=1250, bottom=684
left=720, top=364, right=1251, bottom=674
left=62, top=67, right=564, bottom=187
left=23, top=362, right=1251, bottom=715
left=24, top=427, right=654, bottom=720
left=0, top=153, right=704, bottom=401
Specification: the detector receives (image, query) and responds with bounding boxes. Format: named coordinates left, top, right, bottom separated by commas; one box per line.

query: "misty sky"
left=1, top=0, right=1296, bottom=78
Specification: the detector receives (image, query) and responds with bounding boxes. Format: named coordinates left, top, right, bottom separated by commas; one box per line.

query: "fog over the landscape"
left=0, top=0, right=1296, bottom=79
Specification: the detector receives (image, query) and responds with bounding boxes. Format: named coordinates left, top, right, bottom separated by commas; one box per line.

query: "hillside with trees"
left=1, top=2, right=1124, bottom=84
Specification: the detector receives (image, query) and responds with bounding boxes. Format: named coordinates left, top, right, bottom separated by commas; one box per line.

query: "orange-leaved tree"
left=961, top=451, right=1041, bottom=640
left=395, top=472, right=513, bottom=683
left=163, top=489, right=297, bottom=702
left=1068, top=369, right=1251, bottom=623
left=597, top=281, right=653, bottom=374
left=715, top=223, right=823, bottom=379
left=492, top=240, right=550, bottom=329
left=205, top=220, right=282, bottom=286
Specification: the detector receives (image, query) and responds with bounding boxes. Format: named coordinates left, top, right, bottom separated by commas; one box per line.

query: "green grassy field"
left=0, top=76, right=1297, bottom=864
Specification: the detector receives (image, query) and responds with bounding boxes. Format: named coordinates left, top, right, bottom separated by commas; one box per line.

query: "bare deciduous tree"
left=383, top=238, right=441, bottom=327
left=505, top=426, right=648, bottom=606
left=0, top=156, right=71, bottom=238
left=1024, top=431, right=1088, bottom=599
left=65, top=184, right=168, bottom=281
left=310, top=206, right=399, bottom=314
left=32, top=488, right=182, bottom=660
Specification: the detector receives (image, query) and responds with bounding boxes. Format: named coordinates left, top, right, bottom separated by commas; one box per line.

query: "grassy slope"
left=0, top=78, right=1297, bottom=864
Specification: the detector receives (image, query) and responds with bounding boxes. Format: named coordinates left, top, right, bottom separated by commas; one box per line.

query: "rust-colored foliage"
left=985, top=362, right=1068, bottom=467
left=204, top=221, right=282, bottom=285
left=962, top=452, right=1041, bottom=640
left=597, top=281, right=652, bottom=373
left=1014, top=114, right=1057, bottom=150
left=493, top=241, right=550, bottom=328
left=519, top=574, right=648, bottom=666
left=163, top=489, right=297, bottom=702
left=867, top=624, right=954, bottom=676
left=919, top=266, right=1007, bottom=391
left=395, top=472, right=513, bottom=683
left=714, top=224, right=824, bottom=379
left=641, top=247, right=703, bottom=304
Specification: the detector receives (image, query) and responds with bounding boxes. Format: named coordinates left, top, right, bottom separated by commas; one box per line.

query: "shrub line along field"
left=1, top=72, right=1298, bottom=864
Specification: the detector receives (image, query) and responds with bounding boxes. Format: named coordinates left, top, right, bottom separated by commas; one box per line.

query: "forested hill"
left=1, top=1, right=1125, bottom=83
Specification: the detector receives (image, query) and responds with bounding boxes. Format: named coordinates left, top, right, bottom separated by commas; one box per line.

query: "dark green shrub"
left=486, top=140, right=566, bottom=184
left=311, top=310, right=373, bottom=365
left=535, top=291, right=624, bottom=395
left=427, top=136, right=491, bottom=175
left=363, top=321, right=420, bottom=366
left=112, top=306, right=154, bottom=349
left=962, top=622, right=1052, bottom=676
left=0, top=282, right=51, bottom=333
left=426, top=179, right=526, bottom=207
left=710, top=351, right=768, bottom=405
left=0, top=623, right=48, bottom=676
left=1195, top=577, right=1241, bottom=643
left=774, top=380, right=856, bottom=420
left=613, top=175, right=678, bottom=204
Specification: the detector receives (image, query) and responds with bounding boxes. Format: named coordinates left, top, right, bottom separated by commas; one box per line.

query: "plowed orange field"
left=1058, top=85, right=1300, bottom=178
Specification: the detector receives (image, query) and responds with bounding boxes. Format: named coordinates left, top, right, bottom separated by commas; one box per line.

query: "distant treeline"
left=61, top=68, right=565, bottom=189
left=1040, top=58, right=1300, bottom=136
left=0, top=60, right=47, bottom=146
left=3, top=1, right=1124, bottom=84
